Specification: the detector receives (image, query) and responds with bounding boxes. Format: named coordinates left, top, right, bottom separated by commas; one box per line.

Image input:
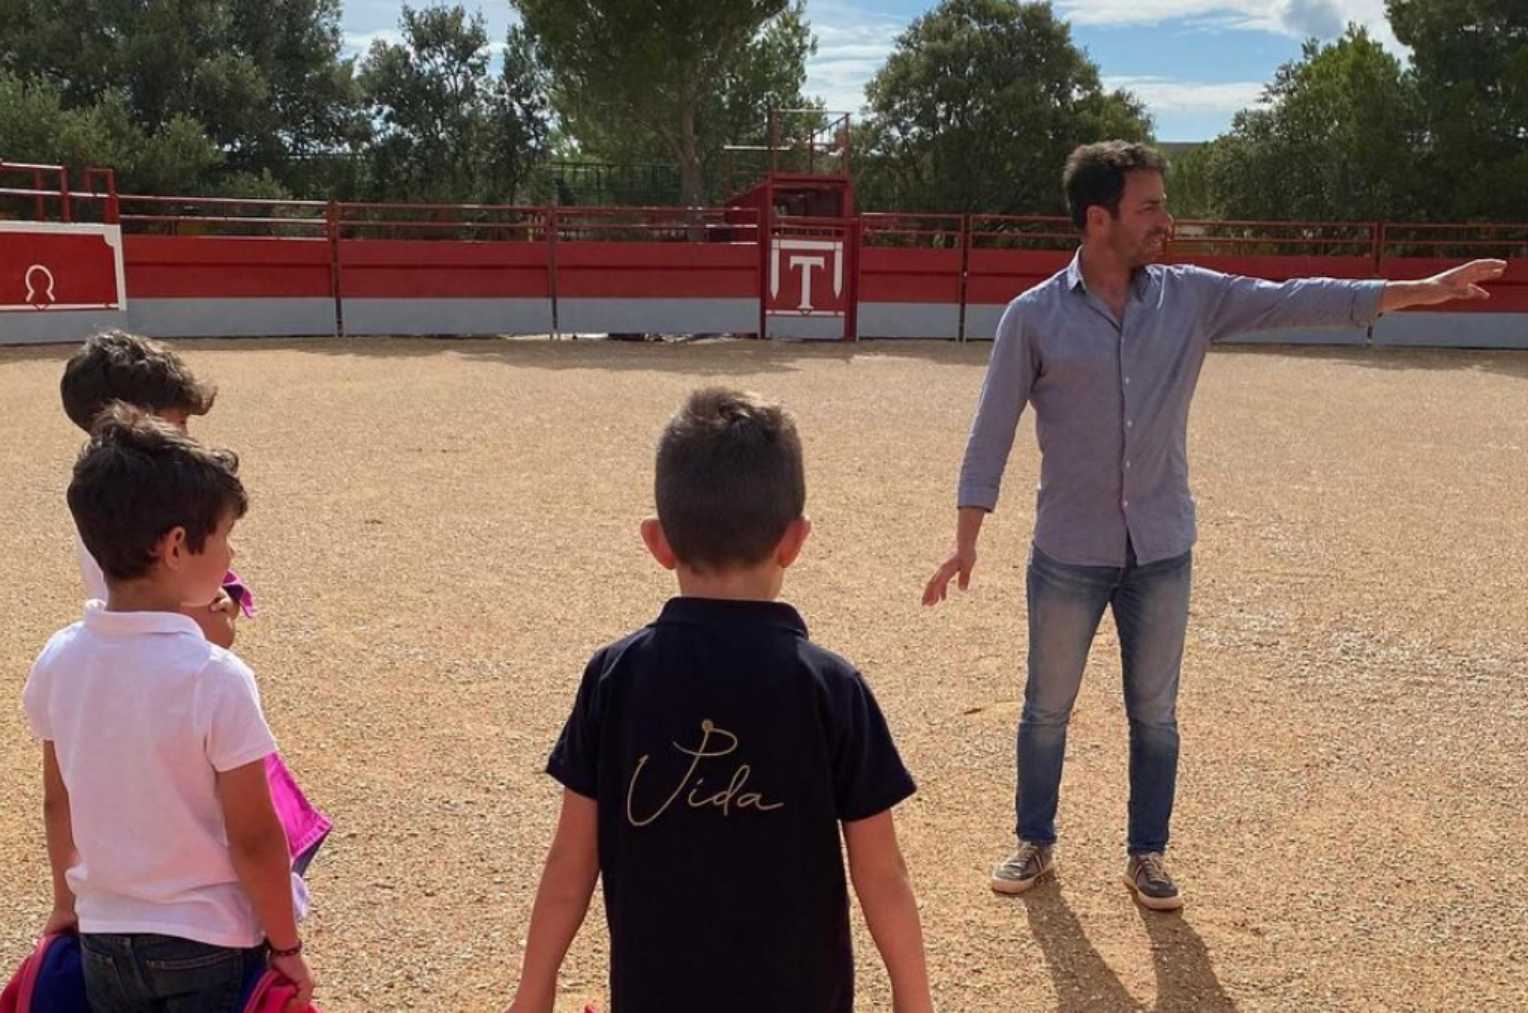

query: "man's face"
left=1100, top=170, right=1174, bottom=268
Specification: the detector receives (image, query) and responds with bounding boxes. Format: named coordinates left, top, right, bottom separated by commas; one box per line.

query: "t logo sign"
left=788, top=254, right=826, bottom=313
left=769, top=238, right=844, bottom=317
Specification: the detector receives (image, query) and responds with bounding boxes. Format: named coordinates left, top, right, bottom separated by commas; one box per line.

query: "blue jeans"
left=1017, top=541, right=1192, bottom=855
left=80, top=933, right=265, bottom=1013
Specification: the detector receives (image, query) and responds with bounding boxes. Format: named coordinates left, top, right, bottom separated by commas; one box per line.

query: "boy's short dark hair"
left=60, top=330, right=217, bottom=432
left=655, top=387, right=806, bottom=572
left=1063, top=141, right=1169, bottom=229
left=68, top=403, right=248, bottom=582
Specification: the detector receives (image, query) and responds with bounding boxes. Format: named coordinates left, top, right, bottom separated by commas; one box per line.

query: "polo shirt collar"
left=1066, top=248, right=1157, bottom=301
left=656, top=596, right=808, bottom=636
left=83, top=599, right=204, bottom=638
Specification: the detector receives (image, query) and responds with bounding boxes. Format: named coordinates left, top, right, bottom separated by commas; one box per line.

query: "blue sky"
left=338, top=0, right=1404, bottom=142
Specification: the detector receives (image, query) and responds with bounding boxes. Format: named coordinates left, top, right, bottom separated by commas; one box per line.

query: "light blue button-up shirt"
left=957, top=250, right=1386, bottom=566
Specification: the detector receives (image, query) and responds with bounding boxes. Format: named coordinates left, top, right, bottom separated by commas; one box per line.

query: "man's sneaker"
left=991, top=841, right=1055, bottom=895
left=1124, top=852, right=1184, bottom=911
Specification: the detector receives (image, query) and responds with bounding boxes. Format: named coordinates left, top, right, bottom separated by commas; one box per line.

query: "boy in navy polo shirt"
left=505, top=388, right=932, bottom=1013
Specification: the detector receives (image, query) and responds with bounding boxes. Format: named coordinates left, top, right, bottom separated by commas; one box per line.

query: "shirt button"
left=1123, top=499, right=1130, bottom=508
left=1125, top=460, right=1132, bottom=469
left=1125, top=377, right=1132, bottom=384
left=1126, top=420, right=1134, bottom=428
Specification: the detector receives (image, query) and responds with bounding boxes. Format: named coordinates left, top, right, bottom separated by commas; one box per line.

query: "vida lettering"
left=627, top=719, right=785, bottom=827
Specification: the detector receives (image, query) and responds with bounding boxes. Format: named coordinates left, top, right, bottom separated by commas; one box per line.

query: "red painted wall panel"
left=338, top=240, right=549, bottom=299
left=858, top=247, right=962, bottom=303
left=1, top=228, right=121, bottom=309
left=556, top=242, right=756, bottom=299
left=125, top=236, right=331, bottom=298
left=965, top=249, right=1070, bottom=306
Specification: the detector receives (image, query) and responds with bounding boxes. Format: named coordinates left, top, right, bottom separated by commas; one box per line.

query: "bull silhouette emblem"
left=25, top=264, right=57, bottom=309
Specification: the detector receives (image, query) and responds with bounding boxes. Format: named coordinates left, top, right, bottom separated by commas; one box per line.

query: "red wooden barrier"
left=3, top=161, right=1524, bottom=348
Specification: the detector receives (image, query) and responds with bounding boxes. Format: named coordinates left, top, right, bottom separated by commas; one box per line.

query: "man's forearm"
left=956, top=506, right=987, bottom=551
left=1381, top=281, right=1430, bottom=314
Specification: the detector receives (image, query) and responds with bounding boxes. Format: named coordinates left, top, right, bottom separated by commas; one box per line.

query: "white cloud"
left=799, top=0, right=1403, bottom=120
left=1055, top=0, right=1403, bottom=52
left=804, top=5, right=905, bottom=113
left=1103, top=75, right=1267, bottom=117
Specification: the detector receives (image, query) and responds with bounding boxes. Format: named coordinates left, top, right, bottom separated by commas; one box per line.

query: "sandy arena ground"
left=1, top=337, right=1525, bottom=1012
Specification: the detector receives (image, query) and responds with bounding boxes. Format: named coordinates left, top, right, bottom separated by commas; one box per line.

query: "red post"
left=845, top=217, right=861, bottom=342
left=958, top=213, right=971, bottom=342
left=758, top=190, right=772, bottom=341
left=99, top=169, right=120, bottom=224
left=547, top=206, right=560, bottom=337
left=58, top=166, right=72, bottom=223
left=327, top=200, right=343, bottom=337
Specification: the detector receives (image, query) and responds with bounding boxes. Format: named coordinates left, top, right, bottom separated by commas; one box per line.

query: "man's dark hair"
left=655, top=387, right=806, bottom=572
left=68, top=403, right=248, bottom=582
left=1063, top=141, right=1169, bottom=229
left=60, top=330, right=217, bottom=432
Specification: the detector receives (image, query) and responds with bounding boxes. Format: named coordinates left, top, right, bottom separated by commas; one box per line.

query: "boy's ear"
left=156, top=526, right=190, bottom=571
left=640, top=517, right=678, bottom=571
left=775, top=516, right=811, bottom=569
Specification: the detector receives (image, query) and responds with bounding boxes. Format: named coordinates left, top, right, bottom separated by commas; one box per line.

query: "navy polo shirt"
left=548, top=596, right=916, bottom=1013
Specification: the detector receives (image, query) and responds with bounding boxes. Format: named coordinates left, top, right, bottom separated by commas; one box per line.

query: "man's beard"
left=1133, top=232, right=1169, bottom=266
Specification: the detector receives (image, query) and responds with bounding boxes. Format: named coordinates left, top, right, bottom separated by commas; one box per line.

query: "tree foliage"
left=853, top=0, right=1152, bottom=215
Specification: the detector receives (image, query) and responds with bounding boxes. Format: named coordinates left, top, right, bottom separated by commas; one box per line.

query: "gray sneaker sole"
left=990, top=863, right=1054, bottom=895
left=1122, top=874, right=1185, bottom=911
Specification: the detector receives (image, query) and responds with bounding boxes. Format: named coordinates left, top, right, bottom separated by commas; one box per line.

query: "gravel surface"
left=2, top=337, right=1524, bottom=1012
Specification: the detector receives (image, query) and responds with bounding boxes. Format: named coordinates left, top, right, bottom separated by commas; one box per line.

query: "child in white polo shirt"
left=22, top=405, right=316, bottom=1012
left=59, top=330, right=239, bottom=642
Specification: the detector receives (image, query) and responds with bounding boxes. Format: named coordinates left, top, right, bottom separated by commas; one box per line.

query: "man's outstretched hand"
left=1385, top=259, right=1508, bottom=311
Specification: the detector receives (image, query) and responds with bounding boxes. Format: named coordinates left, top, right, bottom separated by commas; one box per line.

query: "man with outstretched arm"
left=922, top=140, right=1505, bottom=910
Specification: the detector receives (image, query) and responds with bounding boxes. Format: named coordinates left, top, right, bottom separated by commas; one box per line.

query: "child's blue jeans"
left=79, top=933, right=266, bottom=1013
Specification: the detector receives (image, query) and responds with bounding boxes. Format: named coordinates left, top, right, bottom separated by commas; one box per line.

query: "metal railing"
left=0, top=161, right=117, bottom=223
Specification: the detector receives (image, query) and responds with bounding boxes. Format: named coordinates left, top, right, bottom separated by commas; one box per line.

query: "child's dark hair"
left=60, top=330, right=217, bottom=432
left=68, top=403, right=248, bottom=582
left=1063, top=141, right=1169, bottom=229
left=655, top=387, right=805, bottom=572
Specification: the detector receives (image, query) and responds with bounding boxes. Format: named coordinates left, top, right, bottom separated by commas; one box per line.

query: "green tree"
left=1161, top=143, right=1217, bottom=220
left=0, top=71, right=224, bottom=201
left=0, top=0, right=363, bottom=195
left=358, top=5, right=549, bottom=203
left=1200, top=26, right=1423, bottom=223
left=854, top=0, right=1152, bottom=215
left=514, top=0, right=807, bottom=206
left=1388, top=0, right=1528, bottom=220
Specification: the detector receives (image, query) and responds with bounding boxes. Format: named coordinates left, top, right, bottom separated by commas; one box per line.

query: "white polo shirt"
left=23, top=603, right=277, bottom=947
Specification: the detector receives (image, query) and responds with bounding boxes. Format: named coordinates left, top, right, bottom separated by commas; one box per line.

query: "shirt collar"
left=1065, top=247, right=1157, bottom=301
left=655, top=596, right=809, bottom=637
left=82, top=599, right=205, bottom=638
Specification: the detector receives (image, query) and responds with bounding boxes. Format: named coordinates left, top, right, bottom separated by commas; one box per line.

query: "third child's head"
left=642, top=387, right=809, bottom=600
left=68, top=404, right=247, bottom=610
left=60, top=330, right=217, bottom=433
